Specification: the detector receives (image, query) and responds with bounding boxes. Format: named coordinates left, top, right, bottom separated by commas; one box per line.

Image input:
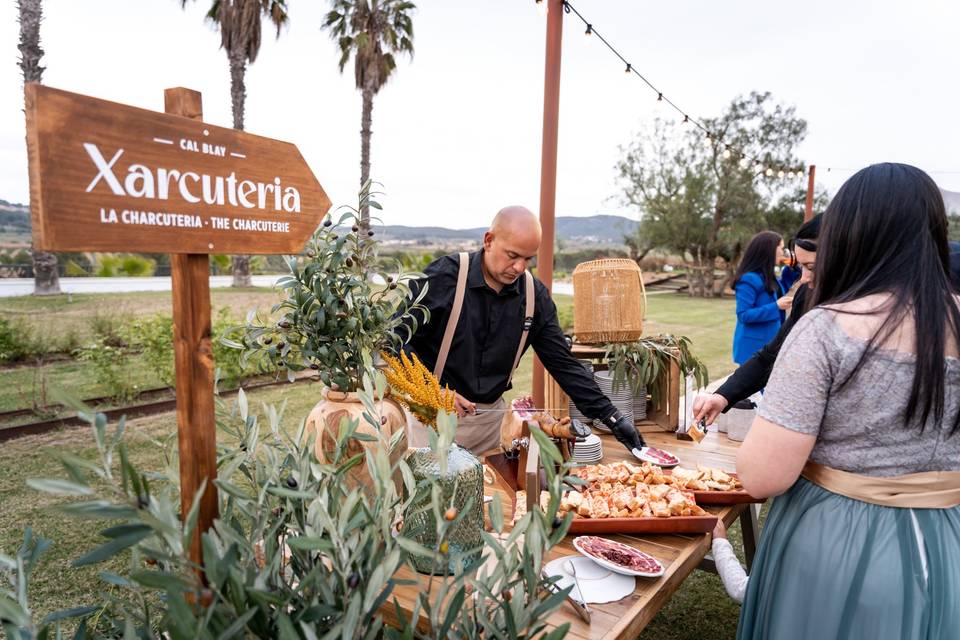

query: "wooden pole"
left=804, top=164, right=816, bottom=222
left=533, top=0, right=564, bottom=410
left=164, top=87, right=218, bottom=569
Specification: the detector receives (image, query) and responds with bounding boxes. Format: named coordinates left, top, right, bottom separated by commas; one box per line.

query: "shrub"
left=0, top=317, right=33, bottom=363
left=212, top=307, right=264, bottom=387
left=64, top=259, right=89, bottom=276
left=94, top=255, right=122, bottom=277
left=8, top=379, right=576, bottom=639
left=88, top=312, right=131, bottom=348
left=128, top=313, right=175, bottom=387
left=75, top=340, right=138, bottom=404
left=119, top=255, right=156, bottom=277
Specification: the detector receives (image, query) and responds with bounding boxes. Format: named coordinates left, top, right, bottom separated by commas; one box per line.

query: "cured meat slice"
left=575, top=536, right=663, bottom=574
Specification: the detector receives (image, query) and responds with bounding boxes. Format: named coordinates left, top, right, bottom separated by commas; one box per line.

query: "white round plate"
left=632, top=446, right=679, bottom=468
left=573, top=537, right=665, bottom=578
left=543, top=555, right=635, bottom=604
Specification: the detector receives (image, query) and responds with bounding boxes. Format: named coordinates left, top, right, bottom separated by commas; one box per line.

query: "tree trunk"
left=231, top=255, right=251, bottom=287
left=31, top=250, right=60, bottom=294
left=19, top=0, right=61, bottom=296
left=359, top=85, right=375, bottom=225
left=228, top=49, right=252, bottom=287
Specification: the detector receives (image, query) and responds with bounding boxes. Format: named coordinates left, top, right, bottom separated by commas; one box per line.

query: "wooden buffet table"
left=384, top=423, right=760, bottom=638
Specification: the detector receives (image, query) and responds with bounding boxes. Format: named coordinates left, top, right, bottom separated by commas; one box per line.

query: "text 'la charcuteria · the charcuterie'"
left=82, top=142, right=302, bottom=213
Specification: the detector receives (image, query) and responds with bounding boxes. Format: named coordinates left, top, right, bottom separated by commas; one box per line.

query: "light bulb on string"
left=777, top=170, right=785, bottom=179
left=765, top=168, right=774, bottom=177
left=625, top=63, right=632, bottom=74
left=653, top=92, right=667, bottom=118
left=739, top=158, right=749, bottom=169
left=722, top=149, right=732, bottom=160
left=585, top=24, right=592, bottom=38
left=535, top=0, right=547, bottom=17
left=754, top=163, right=763, bottom=173
left=682, top=114, right=689, bottom=124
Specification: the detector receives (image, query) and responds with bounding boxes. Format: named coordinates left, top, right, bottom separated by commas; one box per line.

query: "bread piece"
left=592, top=497, right=611, bottom=518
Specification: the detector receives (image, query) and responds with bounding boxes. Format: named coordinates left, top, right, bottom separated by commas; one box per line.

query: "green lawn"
left=0, top=289, right=745, bottom=638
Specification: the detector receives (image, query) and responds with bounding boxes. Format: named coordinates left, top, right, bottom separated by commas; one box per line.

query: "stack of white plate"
left=572, top=434, right=603, bottom=464
left=594, top=370, right=634, bottom=424
left=632, top=386, right=648, bottom=421
left=569, top=360, right=594, bottom=423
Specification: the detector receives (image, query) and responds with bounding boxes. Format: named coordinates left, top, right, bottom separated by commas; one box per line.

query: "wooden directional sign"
left=25, top=84, right=331, bottom=254
left=22, top=84, right=333, bottom=570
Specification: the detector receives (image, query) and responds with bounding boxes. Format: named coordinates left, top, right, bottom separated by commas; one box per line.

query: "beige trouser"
left=405, top=397, right=505, bottom=456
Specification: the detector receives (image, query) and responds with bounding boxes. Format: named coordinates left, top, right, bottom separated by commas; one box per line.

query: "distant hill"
left=0, top=199, right=638, bottom=248
left=0, top=199, right=31, bottom=247
left=379, top=214, right=638, bottom=245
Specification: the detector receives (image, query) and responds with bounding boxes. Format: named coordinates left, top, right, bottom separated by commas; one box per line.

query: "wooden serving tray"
left=663, top=471, right=766, bottom=505
left=566, top=514, right=718, bottom=535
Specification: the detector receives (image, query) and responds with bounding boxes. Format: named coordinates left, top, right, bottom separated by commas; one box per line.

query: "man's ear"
left=483, top=231, right=494, bottom=251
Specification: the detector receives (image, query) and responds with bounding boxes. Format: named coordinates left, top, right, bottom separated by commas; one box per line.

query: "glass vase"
left=402, top=444, right=484, bottom=574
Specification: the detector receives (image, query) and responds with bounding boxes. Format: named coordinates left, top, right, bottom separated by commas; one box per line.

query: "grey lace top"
left=759, top=308, right=960, bottom=477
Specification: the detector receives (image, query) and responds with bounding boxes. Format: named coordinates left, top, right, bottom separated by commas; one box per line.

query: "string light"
left=560, top=0, right=803, bottom=182
left=536, top=0, right=547, bottom=17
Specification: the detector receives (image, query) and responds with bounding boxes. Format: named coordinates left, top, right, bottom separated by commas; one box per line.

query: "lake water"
left=0, top=276, right=575, bottom=298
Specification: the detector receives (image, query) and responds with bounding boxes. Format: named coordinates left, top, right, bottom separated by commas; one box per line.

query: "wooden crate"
left=544, top=344, right=680, bottom=431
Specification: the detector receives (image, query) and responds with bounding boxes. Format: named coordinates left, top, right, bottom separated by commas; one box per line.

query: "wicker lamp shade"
left=572, top=258, right=646, bottom=344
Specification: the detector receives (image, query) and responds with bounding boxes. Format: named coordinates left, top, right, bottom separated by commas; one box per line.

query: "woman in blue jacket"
left=732, top=231, right=800, bottom=364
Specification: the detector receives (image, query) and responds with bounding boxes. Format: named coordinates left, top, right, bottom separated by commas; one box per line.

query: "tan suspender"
left=433, top=254, right=536, bottom=386
left=508, top=271, right=535, bottom=385
left=433, top=252, right=469, bottom=380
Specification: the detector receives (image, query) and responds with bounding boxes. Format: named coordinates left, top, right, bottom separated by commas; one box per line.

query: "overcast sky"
left=2, top=0, right=959, bottom=228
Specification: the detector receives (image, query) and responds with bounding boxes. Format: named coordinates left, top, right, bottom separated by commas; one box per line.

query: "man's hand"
left=603, top=411, right=645, bottom=452
left=692, top=393, right=728, bottom=425
left=776, top=296, right=794, bottom=311
left=453, top=392, right=476, bottom=418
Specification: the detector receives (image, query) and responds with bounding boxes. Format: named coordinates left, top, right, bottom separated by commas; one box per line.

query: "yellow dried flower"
left=381, top=351, right=456, bottom=429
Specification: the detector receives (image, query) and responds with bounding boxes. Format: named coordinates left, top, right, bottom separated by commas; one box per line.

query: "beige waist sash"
left=801, top=461, right=960, bottom=509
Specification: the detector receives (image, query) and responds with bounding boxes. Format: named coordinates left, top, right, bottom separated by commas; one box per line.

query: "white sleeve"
left=712, top=538, right=748, bottom=603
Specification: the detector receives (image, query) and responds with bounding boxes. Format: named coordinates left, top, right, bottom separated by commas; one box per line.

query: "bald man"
left=402, top=206, right=645, bottom=455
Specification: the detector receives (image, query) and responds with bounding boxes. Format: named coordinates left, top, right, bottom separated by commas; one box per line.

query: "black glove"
left=601, top=410, right=646, bottom=452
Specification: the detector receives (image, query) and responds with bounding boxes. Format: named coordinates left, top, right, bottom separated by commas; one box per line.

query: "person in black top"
left=403, top=206, right=643, bottom=455
left=693, top=215, right=821, bottom=424
left=694, top=211, right=960, bottom=424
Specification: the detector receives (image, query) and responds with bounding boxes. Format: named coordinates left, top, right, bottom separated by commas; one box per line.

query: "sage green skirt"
left=737, top=478, right=960, bottom=639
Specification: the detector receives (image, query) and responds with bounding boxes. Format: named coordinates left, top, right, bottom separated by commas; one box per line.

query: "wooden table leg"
left=741, top=503, right=760, bottom=572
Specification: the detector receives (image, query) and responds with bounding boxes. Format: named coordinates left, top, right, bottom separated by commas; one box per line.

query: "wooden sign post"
left=24, top=84, right=332, bottom=566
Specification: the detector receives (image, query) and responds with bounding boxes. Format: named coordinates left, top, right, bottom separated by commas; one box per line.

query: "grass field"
left=0, top=288, right=744, bottom=638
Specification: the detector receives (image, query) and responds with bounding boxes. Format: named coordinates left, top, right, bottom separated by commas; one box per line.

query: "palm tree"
left=18, top=0, right=60, bottom=295
left=184, top=0, right=288, bottom=287
left=322, top=0, right=415, bottom=225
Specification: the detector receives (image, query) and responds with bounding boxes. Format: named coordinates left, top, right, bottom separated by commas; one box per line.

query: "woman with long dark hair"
left=731, top=230, right=799, bottom=364
left=736, top=163, right=960, bottom=639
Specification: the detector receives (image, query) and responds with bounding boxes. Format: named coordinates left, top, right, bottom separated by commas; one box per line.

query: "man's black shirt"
left=404, top=251, right=617, bottom=421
